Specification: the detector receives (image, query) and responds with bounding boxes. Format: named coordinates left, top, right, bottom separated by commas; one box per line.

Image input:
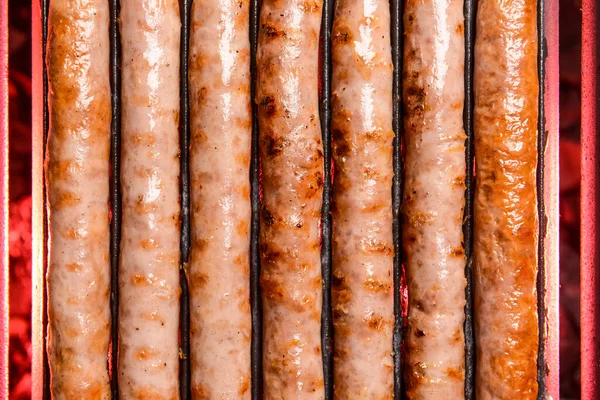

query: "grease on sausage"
left=118, top=0, right=181, bottom=397
left=256, top=0, right=325, bottom=396
left=331, top=0, right=395, bottom=396
left=46, top=0, right=112, bottom=398
left=474, top=0, right=539, bottom=398
left=188, top=0, right=252, bottom=396
left=402, top=0, right=467, bottom=398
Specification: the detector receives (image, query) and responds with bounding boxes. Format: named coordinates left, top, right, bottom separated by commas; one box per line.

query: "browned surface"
left=188, top=0, right=252, bottom=395
left=474, top=0, right=539, bottom=398
left=256, top=0, right=325, bottom=396
left=118, top=0, right=181, bottom=397
left=402, top=0, right=467, bottom=398
left=330, top=0, right=395, bottom=396
left=45, top=0, right=111, bottom=398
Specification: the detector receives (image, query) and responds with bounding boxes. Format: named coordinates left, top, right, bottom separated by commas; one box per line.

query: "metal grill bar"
left=318, top=0, right=334, bottom=396
left=390, top=0, right=404, bottom=397
left=31, top=0, right=560, bottom=397
left=536, top=0, right=548, bottom=396
left=178, top=0, right=192, bottom=398
left=463, top=1, right=477, bottom=398
left=109, top=0, right=122, bottom=396
left=248, top=0, right=263, bottom=396
left=462, top=0, right=476, bottom=398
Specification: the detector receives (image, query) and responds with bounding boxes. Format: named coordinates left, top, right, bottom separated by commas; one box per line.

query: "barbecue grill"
left=0, top=0, right=582, bottom=397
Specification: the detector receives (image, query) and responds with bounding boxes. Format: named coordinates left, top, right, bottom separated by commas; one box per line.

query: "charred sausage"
left=119, top=0, right=181, bottom=397
left=473, top=0, right=539, bottom=398
left=402, top=0, right=467, bottom=398
left=46, top=0, right=111, bottom=398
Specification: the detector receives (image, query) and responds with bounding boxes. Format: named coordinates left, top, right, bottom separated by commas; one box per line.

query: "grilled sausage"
left=46, top=0, right=111, bottom=398
left=119, top=0, right=181, bottom=397
left=256, top=0, right=325, bottom=396
left=402, top=0, right=467, bottom=398
left=473, top=0, right=539, bottom=398
left=330, top=0, right=395, bottom=396
left=188, top=0, right=252, bottom=396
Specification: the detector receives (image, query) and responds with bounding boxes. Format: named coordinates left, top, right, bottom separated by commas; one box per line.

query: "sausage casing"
left=119, top=0, right=181, bottom=397
left=474, top=0, right=539, bottom=398
left=402, top=0, right=467, bottom=398
left=330, top=0, right=395, bottom=396
left=188, top=0, right=252, bottom=396
left=46, top=0, right=111, bottom=398
left=256, top=0, right=325, bottom=396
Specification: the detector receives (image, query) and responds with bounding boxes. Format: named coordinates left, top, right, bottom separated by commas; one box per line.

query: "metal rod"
left=540, top=0, right=560, bottom=396
left=249, top=0, right=263, bottom=397
left=463, top=0, right=476, bottom=397
left=319, top=0, right=334, bottom=396
left=109, top=0, right=122, bottom=396
left=535, top=0, right=548, bottom=398
left=390, top=0, right=404, bottom=397
left=179, top=0, right=192, bottom=398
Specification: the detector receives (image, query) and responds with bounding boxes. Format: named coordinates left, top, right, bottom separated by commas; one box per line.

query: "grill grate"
left=109, top=0, right=122, bottom=396
left=34, top=0, right=558, bottom=398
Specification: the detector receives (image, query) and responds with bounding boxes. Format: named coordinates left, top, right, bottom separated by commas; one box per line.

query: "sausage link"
left=46, top=0, right=111, bottom=398
left=402, top=0, right=467, bottom=398
left=473, top=0, right=539, bottom=398
left=256, top=0, right=325, bottom=396
left=188, top=0, right=252, bottom=396
left=330, top=0, right=395, bottom=397
left=119, top=0, right=181, bottom=397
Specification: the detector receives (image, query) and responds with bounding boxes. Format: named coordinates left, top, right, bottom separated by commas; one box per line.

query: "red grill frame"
left=25, top=0, right=561, bottom=398
left=581, top=0, right=599, bottom=398
left=0, top=0, right=9, bottom=397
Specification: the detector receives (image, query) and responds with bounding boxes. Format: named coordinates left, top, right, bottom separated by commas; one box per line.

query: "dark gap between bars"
left=37, top=0, right=550, bottom=397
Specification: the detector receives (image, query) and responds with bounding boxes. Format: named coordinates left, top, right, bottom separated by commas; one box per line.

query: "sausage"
left=46, top=0, right=111, bottom=398
left=473, top=0, right=539, bottom=398
left=256, top=0, right=325, bottom=396
left=401, top=0, right=467, bottom=398
left=118, top=0, right=181, bottom=397
left=188, top=0, right=252, bottom=396
left=330, top=0, right=395, bottom=396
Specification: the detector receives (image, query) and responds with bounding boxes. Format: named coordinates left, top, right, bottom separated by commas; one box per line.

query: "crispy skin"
left=402, top=0, right=467, bottom=398
left=45, top=0, right=111, bottom=398
left=330, top=0, right=395, bottom=397
left=256, top=0, right=325, bottom=396
left=119, top=0, right=181, bottom=398
left=473, top=0, right=539, bottom=398
left=188, top=0, right=252, bottom=396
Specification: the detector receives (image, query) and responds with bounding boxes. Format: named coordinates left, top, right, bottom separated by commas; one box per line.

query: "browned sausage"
left=473, top=0, right=539, bottom=398
left=256, top=0, right=325, bottom=396
left=402, top=0, right=467, bottom=397
left=188, top=0, right=252, bottom=395
left=330, top=0, right=395, bottom=396
left=45, top=0, right=111, bottom=398
left=118, top=0, right=181, bottom=397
